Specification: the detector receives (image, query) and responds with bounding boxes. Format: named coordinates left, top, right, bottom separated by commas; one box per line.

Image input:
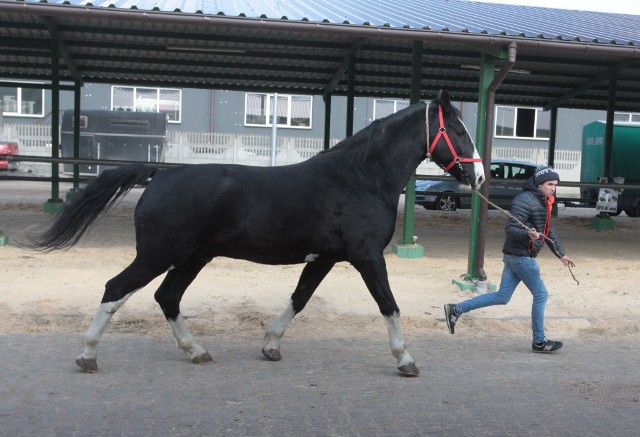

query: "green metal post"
left=466, top=54, right=495, bottom=278
left=604, top=77, right=617, bottom=179
left=65, top=81, right=83, bottom=203
left=393, top=40, right=424, bottom=258
left=323, top=93, right=332, bottom=151
left=548, top=106, right=557, bottom=167
left=590, top=76, right=618, bottom=229
left=548, top=106, right=559, bottom=216
left=346, top=54, right=355, bottom=137
left=43, top=40, right=64, bottom=214
left=73, top=81, right=81, bottom=189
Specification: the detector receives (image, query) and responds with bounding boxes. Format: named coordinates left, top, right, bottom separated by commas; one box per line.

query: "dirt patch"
left=1, top=181, right=639, bottom=344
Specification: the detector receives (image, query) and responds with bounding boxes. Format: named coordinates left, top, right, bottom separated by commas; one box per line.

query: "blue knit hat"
left=534, top=166, right=560, bottom=185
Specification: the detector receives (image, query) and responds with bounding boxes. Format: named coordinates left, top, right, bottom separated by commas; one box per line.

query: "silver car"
left=415, top=160, right=539, bottom=211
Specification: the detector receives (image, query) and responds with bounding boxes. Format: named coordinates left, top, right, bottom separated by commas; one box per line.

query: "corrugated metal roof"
left=1, top=0, right=640, bottom=111
left=37, top=0, right=640, bottom=45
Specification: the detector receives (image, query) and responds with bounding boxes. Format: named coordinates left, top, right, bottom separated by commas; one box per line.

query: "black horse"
left=28, top=90, right=484, bottom=376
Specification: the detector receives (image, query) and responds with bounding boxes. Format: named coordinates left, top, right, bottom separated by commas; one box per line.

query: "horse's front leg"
left=353, top=256, right=419, bottom=377
left=263, top=260, right=335, bottom=361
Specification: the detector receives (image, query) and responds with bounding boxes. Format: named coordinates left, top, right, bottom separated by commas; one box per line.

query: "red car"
left=0, top=141, right=20, bottom=171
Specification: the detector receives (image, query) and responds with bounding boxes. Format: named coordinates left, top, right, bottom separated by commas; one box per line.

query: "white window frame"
left=244, top=93, right=312, bottom=129
left=495, top=105, right=550, bottom=140
left=0, top=81, right=45, bottom=117
left=373, top=99, right=410, bottom=120
left=614, top=112, right=640, bottom=122
left=111, top=86, right=182, bottom=123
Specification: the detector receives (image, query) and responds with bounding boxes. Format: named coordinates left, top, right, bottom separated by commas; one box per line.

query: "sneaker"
left=532, top=338, right=563, bottom=353
left=444, top=304, right=459, bottom=334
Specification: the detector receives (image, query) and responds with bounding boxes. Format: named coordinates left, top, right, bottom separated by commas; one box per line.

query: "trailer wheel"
left=624, top=207, right=640, bottom=217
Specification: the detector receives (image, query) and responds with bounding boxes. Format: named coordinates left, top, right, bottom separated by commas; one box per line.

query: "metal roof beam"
left=0, top=37, right=51, bottom=50
left=39, top=16, right=84, bottom=86
left=55, top=24, right=353, bottom=52
left=0, top=80, right=76, bottom=91
left=324, top=38, right=367, bottom=95
left=543, top=58, right=640, bottom=110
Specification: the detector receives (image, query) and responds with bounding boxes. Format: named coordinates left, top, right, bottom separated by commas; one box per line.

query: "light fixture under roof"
left=460, top=64, right=530, bottom=75
left=166, top=45, right=247, bottom=54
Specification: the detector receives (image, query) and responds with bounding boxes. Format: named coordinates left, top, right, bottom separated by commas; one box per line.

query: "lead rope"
left=473, top=190, right=579, bottom=285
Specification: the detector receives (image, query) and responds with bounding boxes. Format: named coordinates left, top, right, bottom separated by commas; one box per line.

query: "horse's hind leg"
left=263, top=260, right=335, bottom=361
left=153, top=254, right=213, bottom=364
left=77, top=257, right=167, bottom=373
left=352, top=256, right=419, bottom=377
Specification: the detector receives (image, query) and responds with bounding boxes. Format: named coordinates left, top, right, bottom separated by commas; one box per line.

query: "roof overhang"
left=1, top=1, right=640, bottom=111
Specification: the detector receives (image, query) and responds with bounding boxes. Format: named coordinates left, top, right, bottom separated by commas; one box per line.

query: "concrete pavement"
left=1, top=332, right=638, bottom=436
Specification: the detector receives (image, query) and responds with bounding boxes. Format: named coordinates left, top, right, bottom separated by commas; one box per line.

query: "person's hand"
left=528, top=227, right=542, bottom=240
left=560, top=255, right=576, bottom=268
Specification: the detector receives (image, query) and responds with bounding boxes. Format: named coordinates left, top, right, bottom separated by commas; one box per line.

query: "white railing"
left=2, top=124, right=52, bottom=156
left=165, top=131, right=340, bottom=166
left=491, top=144, right=582, bottom=184
left=2, top=124, right=583, bottom=185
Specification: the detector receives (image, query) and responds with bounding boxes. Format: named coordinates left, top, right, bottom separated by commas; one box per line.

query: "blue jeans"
left=455, top=254, right=549, bottom=343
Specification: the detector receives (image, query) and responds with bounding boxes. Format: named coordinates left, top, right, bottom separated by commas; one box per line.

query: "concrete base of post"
left=590, top=213, right=615, bottom=231
left=43, top=199, right=65, bottom=215
left=391, top=242, right=424, bottom=259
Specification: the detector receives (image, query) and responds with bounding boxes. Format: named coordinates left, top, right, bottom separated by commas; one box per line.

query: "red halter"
left=427, top=105, right=482, bottom=174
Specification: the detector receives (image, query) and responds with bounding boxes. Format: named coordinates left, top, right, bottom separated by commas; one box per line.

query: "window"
left=495, top=106, right=549, bottom=140
left=244, top=93, right=312, bottom=128
left=0, top=82, right=44, bottom=117
left=111, top=86, right=181, bottom=123
left=374, top=99, right=410, bottom=120
left=614, top=112, right=640, bottom=122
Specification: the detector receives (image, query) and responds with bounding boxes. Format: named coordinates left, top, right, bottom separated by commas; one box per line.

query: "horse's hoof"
left=191, top=352, right=214, bottom=364
left=262, top=347, right=282, bottom=361
left=76, top=357, right=98, bottom=373
left=398, top=362, right=420, bottom=377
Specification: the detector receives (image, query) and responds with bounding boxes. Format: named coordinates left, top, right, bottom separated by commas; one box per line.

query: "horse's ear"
left=439, top=89, right=452, bottom=112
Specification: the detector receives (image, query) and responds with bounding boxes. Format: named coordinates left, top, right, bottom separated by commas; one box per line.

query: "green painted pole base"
left=65, top=188, right=83, bottom=204
left=392, top=242, right=424, bottom=259
left=43, top=199, right=65, bottom=215
left=452, top=277, right=497, bottom=293
left=590, top=214, right=615, bottom=231
left=0, top=231, right=8, bottom=247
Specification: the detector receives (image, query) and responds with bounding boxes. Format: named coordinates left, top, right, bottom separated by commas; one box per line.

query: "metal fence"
left=2, top=123, right=583, bottom=183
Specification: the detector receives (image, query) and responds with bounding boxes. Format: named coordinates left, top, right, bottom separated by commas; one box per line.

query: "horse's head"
left=427, top=90, right=485, bottom=190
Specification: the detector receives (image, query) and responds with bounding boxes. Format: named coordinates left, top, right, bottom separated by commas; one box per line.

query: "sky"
left=470, top=0, right=640, bottom=15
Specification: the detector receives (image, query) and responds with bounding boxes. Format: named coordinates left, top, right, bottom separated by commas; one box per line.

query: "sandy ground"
left=1, top=180, right=639, bottom=346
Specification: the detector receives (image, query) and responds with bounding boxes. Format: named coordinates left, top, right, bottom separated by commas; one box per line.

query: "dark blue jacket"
left=502, top=176, right=565, bottom=258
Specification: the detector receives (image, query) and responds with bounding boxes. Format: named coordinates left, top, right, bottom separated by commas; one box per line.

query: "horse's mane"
left=319, top=103, right=422, bottom=167
left=319, top=119, right=380, bottom=167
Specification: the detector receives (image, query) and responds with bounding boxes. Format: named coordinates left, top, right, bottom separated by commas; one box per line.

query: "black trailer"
left=61, top=110, right=167, bottom=175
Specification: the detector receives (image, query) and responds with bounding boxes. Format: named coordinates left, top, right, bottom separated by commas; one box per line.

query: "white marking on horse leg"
left=167, top=314, right=209, bottom=361
left=384, top=312, right=415, bottom=369
left=77, top=292, right=133, bottom=362
left=304, top=253, right=319, bottom=262
left=263, top=300, right=296, bottom=354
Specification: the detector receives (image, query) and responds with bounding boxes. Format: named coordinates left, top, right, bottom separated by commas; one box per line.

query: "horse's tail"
left=24, top=164, right=159, bottom=251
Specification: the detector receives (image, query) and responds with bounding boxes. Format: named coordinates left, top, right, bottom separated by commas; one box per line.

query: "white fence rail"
left=2, top=124, right=583, bottom=187
left=164, top=131, right=341, bottom=166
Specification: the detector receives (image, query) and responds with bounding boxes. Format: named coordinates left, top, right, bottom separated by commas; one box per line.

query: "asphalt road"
left=1, top=333, right=638, bottom=436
